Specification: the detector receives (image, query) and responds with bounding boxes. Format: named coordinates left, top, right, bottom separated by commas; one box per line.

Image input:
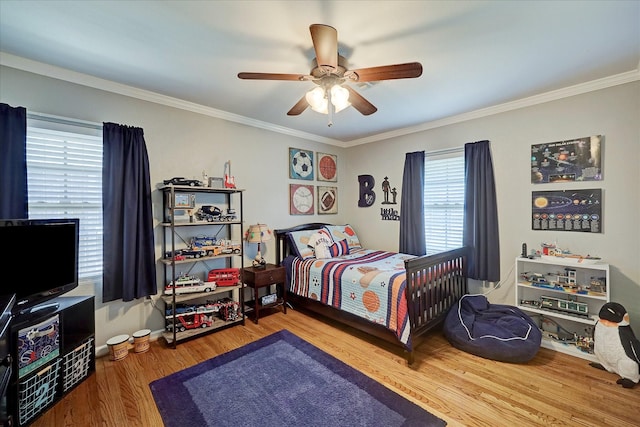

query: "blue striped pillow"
left=329, top=239, right=350, bottom=257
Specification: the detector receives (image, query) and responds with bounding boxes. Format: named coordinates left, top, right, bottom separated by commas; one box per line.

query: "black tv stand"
left=18, top=302, right=60, bottom=317
left=8, top=295, right=95, bottom=426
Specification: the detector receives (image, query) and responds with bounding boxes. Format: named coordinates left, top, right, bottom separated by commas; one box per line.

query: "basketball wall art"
left=289, top=184, right=315, bottom=215
left=289, top=147, right=314, bottom=180
left=317, top=152, right=338, bottom=182
left=531, top=135, right=602, bottom=183
left=317, top=186, right=338, bottom=214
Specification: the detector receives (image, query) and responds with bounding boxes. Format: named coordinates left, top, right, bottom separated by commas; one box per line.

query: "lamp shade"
left=245, top=223, right=272, bottom=243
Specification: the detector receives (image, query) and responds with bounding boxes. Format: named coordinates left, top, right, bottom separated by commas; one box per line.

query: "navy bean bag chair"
left=444, top=294, right=542, bottom=363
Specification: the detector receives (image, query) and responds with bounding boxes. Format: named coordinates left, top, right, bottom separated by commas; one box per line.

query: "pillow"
left=308, top=230, right=334, bottom=259
left=328, top=239, right=350, bottom=257
left=287, top=229, right=331, bottom=260
left=323, top=224, right=362, bottom=251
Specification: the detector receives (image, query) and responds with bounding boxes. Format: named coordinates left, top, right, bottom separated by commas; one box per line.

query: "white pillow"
left=308, top=230, right=334, bottom=259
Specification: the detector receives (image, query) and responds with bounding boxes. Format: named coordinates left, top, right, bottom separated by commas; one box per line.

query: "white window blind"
left=26, top=116, right=103, bottom=281
left=424, top=149, right=465, bottom=255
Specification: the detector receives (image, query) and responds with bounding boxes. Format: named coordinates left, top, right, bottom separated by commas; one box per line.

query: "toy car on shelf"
left=180, top=248, right=207, bottom=259
left=165, top=313, right=213, bottom=332
left=196, top=205, right=222, bottom=222
left=165, top=304, right=196, bottom=316
left=207, top=268, right=240, bottom=286
left=164, top=273, right=216, bottom=295
left=163, top=177, right=203, bottom=187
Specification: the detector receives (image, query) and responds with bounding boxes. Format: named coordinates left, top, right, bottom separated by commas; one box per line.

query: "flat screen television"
left=0, top=218, right=79, bottom=315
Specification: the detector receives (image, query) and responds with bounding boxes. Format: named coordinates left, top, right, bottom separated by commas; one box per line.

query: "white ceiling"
left=1, top=1, right=638, bottom=147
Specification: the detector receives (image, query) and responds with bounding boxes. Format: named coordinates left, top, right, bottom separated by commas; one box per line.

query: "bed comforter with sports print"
left=285, top=249, right=416, bottom=349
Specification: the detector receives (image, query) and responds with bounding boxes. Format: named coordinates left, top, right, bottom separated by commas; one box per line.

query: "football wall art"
left=289, top=147, right=314, bottom=180
left=317, top=152, right=338, bottom=182
left=317, top=186, right=338, bottom=214
left=289, top=184, right=315, bottom=215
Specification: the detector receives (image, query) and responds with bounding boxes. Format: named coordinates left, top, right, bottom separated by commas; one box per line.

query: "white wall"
left=344, top=82, right=640, bottom=330
left=0, top=66, right=348, bottom=352
left=2, top=65, right=639, bottom=349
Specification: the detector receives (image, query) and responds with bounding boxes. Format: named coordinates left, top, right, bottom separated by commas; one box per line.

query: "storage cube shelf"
left=8, top=296, right=95, bottom=426
left=515, top=256, right=610, bottom=362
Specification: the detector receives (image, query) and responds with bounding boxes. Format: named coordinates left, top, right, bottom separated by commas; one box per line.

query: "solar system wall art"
left=532, top=189, right=602, bottom=233
left=531, top=135, right=602, bottom=183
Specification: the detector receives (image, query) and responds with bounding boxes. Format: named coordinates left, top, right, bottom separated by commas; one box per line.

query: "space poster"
left=532, top=189, right=602, bottom=233
left=531, top=135, right=602, bottom=183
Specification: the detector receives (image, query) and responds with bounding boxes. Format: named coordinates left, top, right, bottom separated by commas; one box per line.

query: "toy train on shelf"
left=520, top=270, right=606, bottom=296
left=520, top=295, right=589, bottom=317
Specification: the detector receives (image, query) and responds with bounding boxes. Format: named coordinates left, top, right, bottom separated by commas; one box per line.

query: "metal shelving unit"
left=161, top=185, right=245, bottom=347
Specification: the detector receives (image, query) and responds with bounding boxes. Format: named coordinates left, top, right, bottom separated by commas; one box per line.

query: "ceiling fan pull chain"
left=327, top=88, right=334, bottom=127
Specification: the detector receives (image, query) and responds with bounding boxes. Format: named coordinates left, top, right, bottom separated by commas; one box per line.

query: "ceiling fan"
left=237, top=24, right=423, bottom=125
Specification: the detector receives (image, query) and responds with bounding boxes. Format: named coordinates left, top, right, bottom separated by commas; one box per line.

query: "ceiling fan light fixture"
left=306, top=84, right=350, bottom=115
left=305, top=86, right=328, bottom=113
left=330, top=84, right=351, bottom=113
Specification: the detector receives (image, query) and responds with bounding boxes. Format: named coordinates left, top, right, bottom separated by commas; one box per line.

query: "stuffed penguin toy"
left=590, top=302, right=640, bottom=388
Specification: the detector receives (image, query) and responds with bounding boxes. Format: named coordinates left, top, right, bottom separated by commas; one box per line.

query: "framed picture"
left=531, top=135, right=602, bottom=183
left=289, top=184, right=314, bottom=215
left=317, top=152, right=338, bottom=182
left=531, top=188, right=602, bottom=233
left=289, top=147, right=314, bottom=180
left=317, top=186, right=338, bottom=214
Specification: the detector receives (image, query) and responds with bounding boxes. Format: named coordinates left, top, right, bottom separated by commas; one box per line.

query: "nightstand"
left=243, top=264, right=287, bottom=324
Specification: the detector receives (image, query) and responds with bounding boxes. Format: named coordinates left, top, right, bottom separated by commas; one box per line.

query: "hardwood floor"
left=31, top=308, right=638, bottom=427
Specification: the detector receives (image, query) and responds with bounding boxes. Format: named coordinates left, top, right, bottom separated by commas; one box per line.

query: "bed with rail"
left=274, top=223, right=468, bottom=364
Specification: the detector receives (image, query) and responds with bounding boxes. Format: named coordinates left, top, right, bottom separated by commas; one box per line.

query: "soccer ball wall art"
left=289, top=147, right=314, bottom=180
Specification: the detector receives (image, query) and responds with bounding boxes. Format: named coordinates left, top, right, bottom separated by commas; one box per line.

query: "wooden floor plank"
left=28, top=309, right=639, bottom=427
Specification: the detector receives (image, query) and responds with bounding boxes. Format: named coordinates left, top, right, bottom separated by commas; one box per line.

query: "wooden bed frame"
left=274, top=223, right=469, bottom=364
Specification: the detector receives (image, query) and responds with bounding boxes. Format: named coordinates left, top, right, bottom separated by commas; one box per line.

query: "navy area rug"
left=150, top=330, right=445, bottom=427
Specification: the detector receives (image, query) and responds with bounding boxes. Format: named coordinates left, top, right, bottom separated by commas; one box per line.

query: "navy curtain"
left=102, top=122, right=157, bottom=302
left=0, top=103, right=28, bottom=219
left=463, top=140, right=500, bottom=281
left=399, top=151, right=426, bottom=255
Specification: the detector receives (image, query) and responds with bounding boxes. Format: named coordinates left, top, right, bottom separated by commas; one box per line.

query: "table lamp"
left=246, top=223, right=272, bottom=268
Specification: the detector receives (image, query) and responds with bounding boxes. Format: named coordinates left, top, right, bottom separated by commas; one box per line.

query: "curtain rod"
left=426, top=146, right=464, bottom=156
left=27, top=111, right=102, bottom=130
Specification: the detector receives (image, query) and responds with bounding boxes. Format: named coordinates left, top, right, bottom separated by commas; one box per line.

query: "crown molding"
left=344, top=68, right=640, bottom=147
left=2, top=52, right=638, bottom=148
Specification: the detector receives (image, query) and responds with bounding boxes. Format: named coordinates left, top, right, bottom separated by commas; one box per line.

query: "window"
left=424, top=149, right=464, bottom=255
left=26, top=115, right=103, bottom=281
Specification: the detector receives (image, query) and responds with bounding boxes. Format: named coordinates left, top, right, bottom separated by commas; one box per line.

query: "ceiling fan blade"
left=346, top=62, right=423, bottom=83
left=310, top=24, right=338, bottom=72
left=345, top=87, right=377, bottom=116
left=237, top=72, right=312, bottom=81
left=287, top=96, right=309, bottom=116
